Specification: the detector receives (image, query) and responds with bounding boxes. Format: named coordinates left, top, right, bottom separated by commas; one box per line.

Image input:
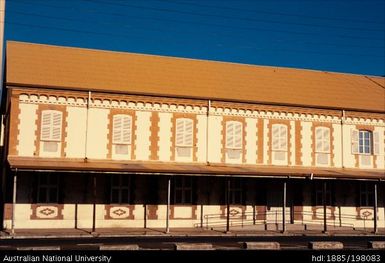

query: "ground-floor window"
left=229, top=178, right=243, bottom=205
left=360, top=182, right=374, bottom=207
left=110, top=175, right=131, bottom=204
left=37, top=173, right=59, bottom=203
left=174, top=176, right=193, bottom=204
left=314, top=182, right=332, bottom=206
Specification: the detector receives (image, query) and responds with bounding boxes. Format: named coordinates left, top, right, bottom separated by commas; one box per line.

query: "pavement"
left=1, top=225, right=384, bottom=239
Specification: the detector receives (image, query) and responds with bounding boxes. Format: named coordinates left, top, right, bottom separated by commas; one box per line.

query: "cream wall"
left=207, top=115, right=222, bottom=163
left=263, top=119, right=269, bottom=165
left=134, top=111, right=151, bottom=161
left=332, top=123, right=342, bottom=168
left=86, top=108, right=109, bottom=159
left=342, top=124, right=356, bottom=168
left=245, top=118, right=257, bottom=164
left=196, top=114, right=208, bottom=163
left=66, top=106, right=87, bottom=158
left=158, top=112, right=172, bottom=161
left=301, top=122, right=312, bottom=166
left=17, top=103, right=38, bottom=157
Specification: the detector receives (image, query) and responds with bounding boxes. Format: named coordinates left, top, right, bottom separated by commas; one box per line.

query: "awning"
left=7, top=156, right=385, bottom=180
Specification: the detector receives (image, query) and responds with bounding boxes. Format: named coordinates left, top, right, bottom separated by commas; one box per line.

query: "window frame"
left=40, top=110, right=63, bottom=142
left=225, top=121, right=243, bottom=150
left=110, top=175, right=131, bottom=204
left=315, top=126, right=331, bottom=153
left=175, top=118, right=194, bottom=148
left=358, top=130, right=372, bottom=155
left=229, top=178, right=243, bottom=205
left=112, top=114, right=132, bottom=145
left=271, top=124, right=288, bottom=152
left=314, top=183, right=332, bottom=206
left=37, top=173, right=59, bottom=204
left=174, top=177, right=193, bottom=205
left=359, top=183, right=374, bottom=207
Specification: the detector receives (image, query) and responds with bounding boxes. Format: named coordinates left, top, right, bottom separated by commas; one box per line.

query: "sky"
left=4, top=0, right=385, bottom=76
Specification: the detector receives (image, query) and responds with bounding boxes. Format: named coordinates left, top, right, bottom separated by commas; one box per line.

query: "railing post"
left=322, top=181, right=327, bottom=233
left=373, top=182, right=378, bottom=234
left=282, top=180, right=286, bottom=233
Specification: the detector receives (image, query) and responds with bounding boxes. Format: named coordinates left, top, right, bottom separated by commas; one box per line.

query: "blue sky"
left=4, top=0, right=385, bottom=76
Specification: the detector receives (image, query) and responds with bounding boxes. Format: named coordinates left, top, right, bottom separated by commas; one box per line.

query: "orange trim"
left=170, top=113, right=197, bottom=162
left=8, top=91, right=20, bottom=156
left=221, top=116, right=247, bottom=164
left=311, top=122, right=334, bottom=167
left=268, top=119, right=291, bottom=165
left=149, top=112, right=160, bottom=160
left=295, top=121, right=302, bottom=165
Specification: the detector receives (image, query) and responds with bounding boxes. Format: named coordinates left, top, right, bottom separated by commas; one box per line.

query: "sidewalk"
left=1, top=225, right=384, bottom=239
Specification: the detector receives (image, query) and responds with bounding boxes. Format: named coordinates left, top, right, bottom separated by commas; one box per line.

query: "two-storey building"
left=1, top=41, right=384, bottom=232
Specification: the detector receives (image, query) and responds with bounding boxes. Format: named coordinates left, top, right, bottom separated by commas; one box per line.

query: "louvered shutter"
left=184, top=119, right=193, bottom=146
left=234, top=122, right=242, bottom=149
left=176, top=118, right=193, bottom=147
left=323, top=128, right=330, bottom=152
left=373, top=131, right=380, bottom=155
left=122, top=115, right=132, bottom=144
left=226, top=122, right=234, bottom=148
left=176, top=119, right=185, bottom=146
left=41, top=111, right=51, bottom=140
left=279, top=125, right=287, bottom=150
left=272, top=125, right=280, bottom=150
left=41, top=111, right=62, bottom=141
left=315, top=127, right=323, bottom=152
left=351, top=129, right=359, bottom=154
left=113, top=115, right=122, bottom=144
left=52, top=112, right=62, bottom=141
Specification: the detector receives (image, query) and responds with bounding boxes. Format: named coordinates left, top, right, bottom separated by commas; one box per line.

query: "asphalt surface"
left=0, top=235, right=384, bottom=250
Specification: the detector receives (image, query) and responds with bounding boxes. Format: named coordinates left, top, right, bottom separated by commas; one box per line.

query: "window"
left=271, top=124, right=288, bottom=162
left=174, top=177, right=193, bottom=204
left=314, top=182, right=332, bottom=206
left=229, top=178, right=243, bottom=205
left=37, top=174, right=59, bottom=203
left=110, top=175, right=131, bottom=204
left=225, top=121, right=242, bottom=159
left=360, top=183, right=374, bottom=207
left=112, top=115, right=132, bottom=155
left=175, top=118, right=193, bottom=157
left=40, top=110, right=62, bottom=153
left=315, top=127, right=330, bottom=165
left=359, top=130, right=372, bottom=154
left=352, top=130, right=379, bottom=155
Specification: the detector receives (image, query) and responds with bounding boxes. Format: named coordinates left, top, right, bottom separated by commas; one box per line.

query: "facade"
left=0, top=41, right=384, bottom=232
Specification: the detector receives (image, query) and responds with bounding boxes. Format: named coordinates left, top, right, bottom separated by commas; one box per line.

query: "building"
left=0, top=41, right=384, bottom=232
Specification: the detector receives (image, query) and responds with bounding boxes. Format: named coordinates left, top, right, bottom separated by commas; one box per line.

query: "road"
left=0, top=235, right=384, bottom=250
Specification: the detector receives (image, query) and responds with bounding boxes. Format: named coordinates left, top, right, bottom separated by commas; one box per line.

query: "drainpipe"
left=341, top=110, right=345, bottom=168
left=11, top=168, right=17, bottom=235
left=206, top=100, right=211, bottom=165
left=84, top=91, right=91, bottom=161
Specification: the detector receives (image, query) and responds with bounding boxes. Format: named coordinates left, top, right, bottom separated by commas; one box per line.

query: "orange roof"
left=6, top=41, right=385, bottom=112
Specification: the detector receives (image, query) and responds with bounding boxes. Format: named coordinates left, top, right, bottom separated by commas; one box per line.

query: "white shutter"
left=373, top=131, right=380, bottom=155
left=40, top=110, right=62, bottom=141
left=51, top=112, right=62, bottom=141
left=184, top=119, right=193, bottom=146
left=315, top=127, right=323, bottom=152
left=226, top=122, right=234, bottom=148
left=113, top=115, right=122, bottom=144
left=351, top=129, right=359, bottom=154
left=272, top=125, right=280, bottom=150
left=323, top=128, right=330, bottom=152
left=279, top=125, right=287, bottom=151
left=122, top=115, right=132, bottom=144
left=176, top=119, right=184, bottom=146
left=234, top=122, right=242, bottom=149
left=113, top=115, right=132, bottom=145
left=41, top=111, right=51, bottom=140
left=176, top=118, right=193, bottom=147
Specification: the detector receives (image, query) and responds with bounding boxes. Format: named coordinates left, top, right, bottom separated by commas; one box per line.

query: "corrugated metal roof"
left=6, top=41, right=385, bottom=112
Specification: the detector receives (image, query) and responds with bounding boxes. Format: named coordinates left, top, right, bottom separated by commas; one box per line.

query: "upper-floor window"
left=112, top=114, right=132, bottom=155
left=315, top=127, right=330, bottom=165
left=225, top=121, right=242, bottom=159
left=352, top=130, right=380, bottom=155
left=271, top=124, right=288, bottom=163
left=40, top=110, right=63, bottom=153
left=175, top=118, right=193, bottom=157
left=37, top=173, right=59, bottom=203
left=174, top=177, right=193, bottom=204
left=110, top=174, right=131, bottom=204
